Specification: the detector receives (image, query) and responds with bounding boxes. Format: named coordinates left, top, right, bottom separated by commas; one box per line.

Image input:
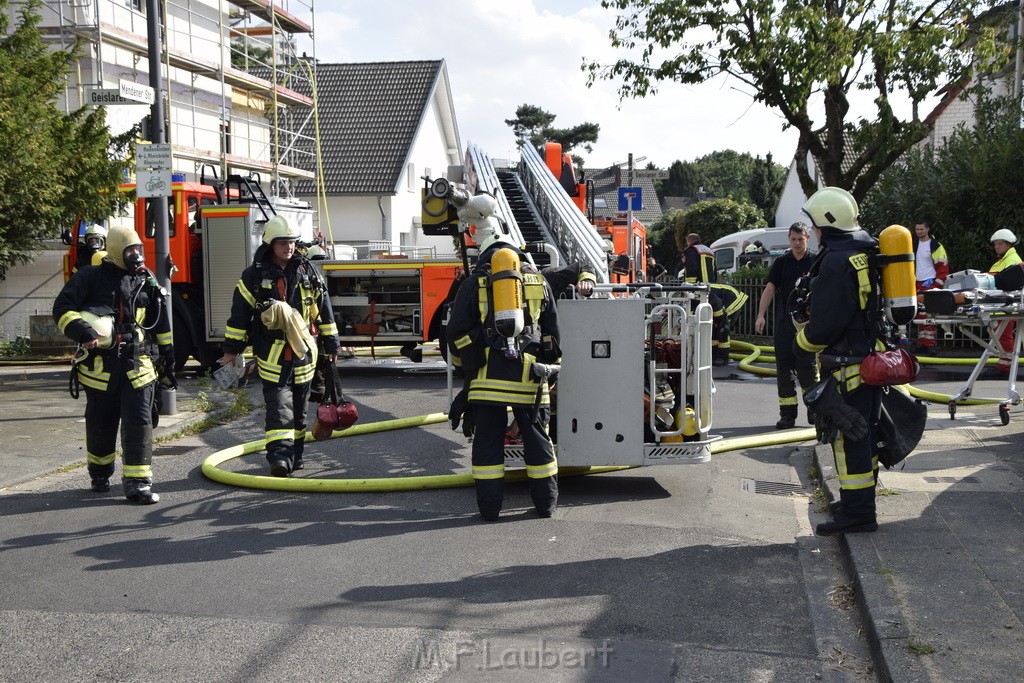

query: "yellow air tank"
left=490, top=247, right=524, bottom=357
left=879, top=224, right=917, bottom=326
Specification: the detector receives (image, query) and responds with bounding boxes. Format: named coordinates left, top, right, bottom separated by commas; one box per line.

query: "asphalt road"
left=1, top=361, right=880, bottom=681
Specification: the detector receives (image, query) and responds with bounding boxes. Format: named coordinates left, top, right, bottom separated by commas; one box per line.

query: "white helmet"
left=84, top=223, right=107, bottom=249
left=801, top=186, right=860, bottom=232
left=262, top=215, right=299, bottom=244
left=79, top=311, right=115, bottom=348
left=990, top=229, right=1018, bottom=245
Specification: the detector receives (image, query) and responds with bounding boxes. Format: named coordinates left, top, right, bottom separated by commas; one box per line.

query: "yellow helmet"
left=262, top=215, right=299, bottom=244
left=801, top=186, right=860, bottom=232
left=106, top=226, right=144, bottom=271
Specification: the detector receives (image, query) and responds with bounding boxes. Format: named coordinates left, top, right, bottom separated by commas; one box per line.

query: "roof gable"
left=293, top=60, right=446, bottom=196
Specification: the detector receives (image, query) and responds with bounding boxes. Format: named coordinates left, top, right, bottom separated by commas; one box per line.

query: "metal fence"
left=723, top=274, right=980, bottom=353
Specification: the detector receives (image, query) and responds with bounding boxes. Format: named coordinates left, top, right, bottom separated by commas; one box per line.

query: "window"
left=594, top=197, right=608, bottom=209
left=407, top=163, right=416, bottom=192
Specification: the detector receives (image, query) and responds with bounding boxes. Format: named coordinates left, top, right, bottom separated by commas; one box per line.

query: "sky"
left=304, top=0, right=802, bottom=170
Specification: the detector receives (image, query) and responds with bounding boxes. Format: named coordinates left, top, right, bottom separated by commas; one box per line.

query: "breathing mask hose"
left=879, top=224, right=917, bottom=328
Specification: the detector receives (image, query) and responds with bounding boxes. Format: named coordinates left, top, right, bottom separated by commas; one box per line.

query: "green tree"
left=505, top=103, right=600, bottom=169
left=585, top=1, right=1010, bottom=201
left=0, top=0, right=134, bottom=271
left=749, top=153, right=786, bottom=223
left=861, top=94, right=1024, bottom=272
left=675, top=199, right=767, bottom=252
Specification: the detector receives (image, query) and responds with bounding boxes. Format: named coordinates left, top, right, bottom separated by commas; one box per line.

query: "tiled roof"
left=288, top=60, right=445, bottom=196
left=583, top=166, right=664, bottom=225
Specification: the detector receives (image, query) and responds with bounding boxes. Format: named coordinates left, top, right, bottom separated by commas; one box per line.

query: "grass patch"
left=192, top=391, right=216, bottom=413
left=877, top=487, right=901, bottom=497
left=154, top=387, right=254, bottom=443
left=906, top=637, right=935, bottom=655
left=809, top=464, right=820, bottom=480
left=879, top=564, right=895, bottom=576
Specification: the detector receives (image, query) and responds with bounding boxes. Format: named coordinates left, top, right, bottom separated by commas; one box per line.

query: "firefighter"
left=73, top=222, right=108, bottom=273
left=680, top=233, right=733, bottom=365
left=794, top=187, right=881, bottom=535
left=446, top=230, right=561, bottom=522
left=754, top=222, right=818, bottom=428
left=910, top=220, right=949, bottom=355
left=220, top=215, right=340, bottom=477
left=52, top=226, right=173, bottom=504
left=986, top=229, right=1022, bottom=378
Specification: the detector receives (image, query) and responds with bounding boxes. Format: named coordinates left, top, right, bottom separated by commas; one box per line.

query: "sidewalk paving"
left=815, top=398, right=1024, bottom=681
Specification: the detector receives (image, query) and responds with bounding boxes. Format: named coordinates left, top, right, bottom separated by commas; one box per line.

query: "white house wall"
left=0, top=249, right=66, bottom=342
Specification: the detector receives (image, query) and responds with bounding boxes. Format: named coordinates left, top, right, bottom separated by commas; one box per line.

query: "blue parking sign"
left=617, top=186, right=643, bottom=212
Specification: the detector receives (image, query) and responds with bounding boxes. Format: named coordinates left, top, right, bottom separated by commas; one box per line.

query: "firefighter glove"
left=804, top=376, right=868, bottom=442
left=157, top=345, right=177, bottom=389
left=449, top=387, right=474, bottom=437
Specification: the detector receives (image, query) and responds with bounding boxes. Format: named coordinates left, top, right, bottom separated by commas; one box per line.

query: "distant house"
left=583, top=166, right=664, bottom=226
left=292, top=60, right=462, bottom=256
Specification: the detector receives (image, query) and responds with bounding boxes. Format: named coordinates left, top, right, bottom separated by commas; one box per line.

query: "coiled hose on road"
left=202, top=340, right=1003, bottom=493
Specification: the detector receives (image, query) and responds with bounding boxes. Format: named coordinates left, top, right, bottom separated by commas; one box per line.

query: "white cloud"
left=309, top=0, right=802, bottom=169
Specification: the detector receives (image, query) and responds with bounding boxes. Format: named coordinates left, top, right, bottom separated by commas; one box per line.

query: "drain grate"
left=153, top=445, right=195, bottom=456
left=741, top=478, right=805, bottom=496
left=923, top=476, right=980, bottom=484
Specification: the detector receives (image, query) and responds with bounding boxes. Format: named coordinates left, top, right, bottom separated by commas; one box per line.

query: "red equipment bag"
left=311, top=357, right=358, bottom=440
left=859, top=347, right=919, bottom=387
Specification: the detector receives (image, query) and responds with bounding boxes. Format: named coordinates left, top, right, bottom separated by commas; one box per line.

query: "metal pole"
left=627, top=153, right=635, bottom=281
left=147, top=0, right=175, bottom=415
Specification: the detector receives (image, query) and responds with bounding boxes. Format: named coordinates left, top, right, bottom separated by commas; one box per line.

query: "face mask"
left=123, top=245, right=146, bottom=273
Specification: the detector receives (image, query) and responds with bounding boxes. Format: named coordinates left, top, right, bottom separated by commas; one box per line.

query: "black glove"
left=449, top=387, right=474, bottom=437
left=157, top=345, right=177, bottom=389
left=804, top=377, right=868, bottom=442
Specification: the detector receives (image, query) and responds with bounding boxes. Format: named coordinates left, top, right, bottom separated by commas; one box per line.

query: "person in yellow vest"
left=986, top=229, right=1022, bottom=378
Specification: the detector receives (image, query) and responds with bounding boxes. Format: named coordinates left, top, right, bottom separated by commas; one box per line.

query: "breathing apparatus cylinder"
left=490, top=247, right=524, bottom=359
left=878, top=224, right=917, bottom=326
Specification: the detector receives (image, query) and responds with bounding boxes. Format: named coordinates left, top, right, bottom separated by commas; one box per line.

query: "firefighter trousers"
left=84, top=376, right=155, bottom=483
left=775, top=317, right=817, bottom=418
left=829, top=383, right=881, bottom=521
left=471, top=404, right=558, bottom=518
left=263, top=379, right=312, bottom=470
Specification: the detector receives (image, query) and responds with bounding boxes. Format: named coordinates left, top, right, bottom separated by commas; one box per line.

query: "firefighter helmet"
left=990, top=228, right=1018, bottom=245
left=262, top=215, right=299, bottom=244
left=79, top=311, right=115, bottom=348
left=801, top=186, right=860, bottom=232
left=84, top=222, right=107, bottom=249
left=106, top=226, right=144, bottom=272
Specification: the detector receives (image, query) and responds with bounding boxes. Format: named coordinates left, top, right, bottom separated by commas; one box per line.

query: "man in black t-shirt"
left=755, top=222, right=818, bottom=428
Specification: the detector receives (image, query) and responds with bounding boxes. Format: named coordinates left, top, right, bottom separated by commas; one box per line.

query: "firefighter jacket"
left=911, top=236, right=949, bottom=286
left=542, top=262, right=597, bottom=298
left=989, top=247, right=1022, bottom=274
left=683, top=243, right=717, bottom=283
left=446, top=245, right=560, bottom=407
left=223, top=249, right=339, bottom=385
left=795, top=229, right=879, bottom=360
left=53, top=262, right=172, bottom=391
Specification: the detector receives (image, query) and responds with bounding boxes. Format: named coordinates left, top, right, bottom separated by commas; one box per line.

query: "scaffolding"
left=33, top=0, right=317, bottom=200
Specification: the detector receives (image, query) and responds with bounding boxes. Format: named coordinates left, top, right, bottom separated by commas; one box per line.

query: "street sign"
left=633, top=169, right=669, bottom=180
left=617, top=186, right=643, bottom=212
left=119, top=79, right=155, bottom=105
left=137, top=143, right=172, bottom=171
left=86, top=88, right=149, bottom=106
left=137, top=169, right=172, bottom=198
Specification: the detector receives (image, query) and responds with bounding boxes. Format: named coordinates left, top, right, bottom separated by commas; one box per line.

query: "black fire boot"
left=123, top=477, right=160, bottom=505
left=815, top=513, right=878, bottom=535
left=91, top=477, right=110, bottom=493
left=775, top=405, right=798, bottom=430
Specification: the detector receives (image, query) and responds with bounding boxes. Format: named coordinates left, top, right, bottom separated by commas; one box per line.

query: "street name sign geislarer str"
left=86, top=80, right=155, bottom=107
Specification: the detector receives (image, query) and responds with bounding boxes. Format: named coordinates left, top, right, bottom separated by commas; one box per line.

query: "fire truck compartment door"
left=556, top=297, right=646, bottom=466
left=203, top=206, right=264, bottom=341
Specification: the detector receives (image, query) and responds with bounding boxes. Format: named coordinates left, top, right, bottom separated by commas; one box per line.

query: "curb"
left=812, top=444, right=930, bottom=683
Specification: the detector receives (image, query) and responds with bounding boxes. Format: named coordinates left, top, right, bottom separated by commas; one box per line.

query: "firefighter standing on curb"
left=794, top=188, right=881, bottom=535
left=53, top=226, right=173, bottom=504
left=446, top=209, right=561, bottom=522
left=754, top=222, right=818, bottom=429
left=220, top=215, right=340, bottom=477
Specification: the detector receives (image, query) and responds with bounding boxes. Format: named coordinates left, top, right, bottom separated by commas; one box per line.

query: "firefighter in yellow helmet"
left=446, top=222, right=561, bottom=522
left=984, top=229, right=1022, bottom=377
left=794, top=187, right=881, bottom=535
left=52, top=226, right=173, bottom=503
left=220, top=215, right=341, bottom=477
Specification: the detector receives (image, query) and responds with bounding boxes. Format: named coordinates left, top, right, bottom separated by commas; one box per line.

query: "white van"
left=711, top=227, right=818, bottom=274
